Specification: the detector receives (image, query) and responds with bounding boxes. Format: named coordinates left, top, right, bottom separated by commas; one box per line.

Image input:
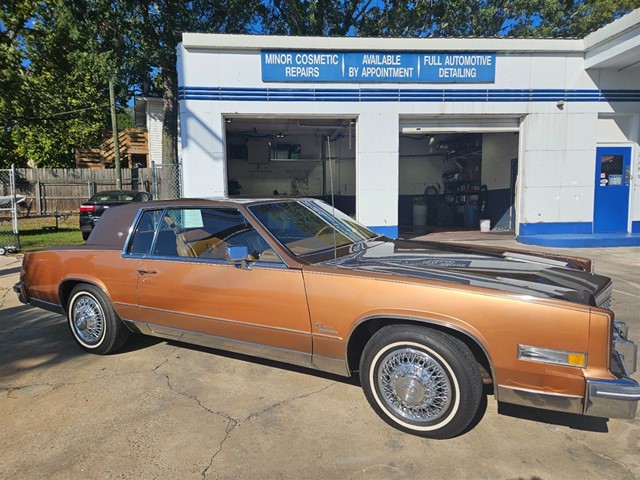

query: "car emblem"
left=117, top=232, right=124, bottom=238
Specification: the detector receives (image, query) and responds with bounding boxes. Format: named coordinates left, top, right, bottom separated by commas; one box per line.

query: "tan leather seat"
left=258, top=248, right=280, bottom=262
left=165, top=216, right=222, bottom=258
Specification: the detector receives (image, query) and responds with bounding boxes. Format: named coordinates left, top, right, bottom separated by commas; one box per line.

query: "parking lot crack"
left=152, top=347, right=179, bottom=372
left=244, top=382, right=337, bottom=423
left=157, top=370, right=239, bottom=424
left=201, top=419, right=237, bottom=480
left=0, top=287, right=10, bottom=309
left=563, top=429, right=637, bottom=479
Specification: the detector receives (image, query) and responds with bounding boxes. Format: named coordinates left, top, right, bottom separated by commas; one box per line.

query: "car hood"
left=316, top=239, right=611, bottom=307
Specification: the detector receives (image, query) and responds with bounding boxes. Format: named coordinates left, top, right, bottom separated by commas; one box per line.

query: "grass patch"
left=10, top=215, right=84, bottom=251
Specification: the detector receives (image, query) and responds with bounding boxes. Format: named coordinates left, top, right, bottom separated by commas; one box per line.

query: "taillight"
left=80, top=205, right=96, bottom=213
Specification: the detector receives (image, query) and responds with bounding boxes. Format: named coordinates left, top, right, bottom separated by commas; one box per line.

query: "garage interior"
left=225, top=116, right=357, bottom=215
left=398, top=121, right=519, bottom=236
left=225, top=116, right=520, bottom=236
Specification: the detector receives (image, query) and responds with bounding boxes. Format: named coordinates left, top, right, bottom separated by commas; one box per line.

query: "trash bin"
left=413, top=197, right=427, bottom=226
left=463, top=204, right=479, bottom=229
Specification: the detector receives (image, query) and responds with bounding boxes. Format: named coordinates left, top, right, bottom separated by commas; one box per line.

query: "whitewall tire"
left=360, top=325, right=483, bottom=439
left=67, top=284, right=129, bottom=354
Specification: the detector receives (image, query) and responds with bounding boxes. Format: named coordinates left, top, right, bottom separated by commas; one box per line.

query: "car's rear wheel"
left=81, top=232, right=90, bottom=241
left=360, top=325, right=483, bottom=439
left=67, top=284, right=129, bottom=354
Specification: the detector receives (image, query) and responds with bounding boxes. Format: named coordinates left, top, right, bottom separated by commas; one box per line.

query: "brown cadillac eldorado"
left=14, top=198, right=639, bottom=438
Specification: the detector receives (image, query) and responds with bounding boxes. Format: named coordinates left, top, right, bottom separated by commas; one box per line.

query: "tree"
left=0, top=1, right=123, bottom=167
left=260, top=0, right=374, bottom=36
left=508, top=0, right=640, bottom=38
left=354, top=0, right=640, bottom=38
left=2, top=1, right=638, bottom=168
left=60, top=0, right=264, bottom=165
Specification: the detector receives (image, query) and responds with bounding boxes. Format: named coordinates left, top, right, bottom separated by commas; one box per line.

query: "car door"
left=129, top=206, right=312, bottom=359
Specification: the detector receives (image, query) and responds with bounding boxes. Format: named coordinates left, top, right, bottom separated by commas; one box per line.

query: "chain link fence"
left=0, top=166, right=20, bottom=254
left=151, top=162, right=183, bottom=200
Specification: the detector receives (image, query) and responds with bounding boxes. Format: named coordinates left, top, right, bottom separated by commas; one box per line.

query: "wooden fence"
left=15, top=168, right=154, bottom=215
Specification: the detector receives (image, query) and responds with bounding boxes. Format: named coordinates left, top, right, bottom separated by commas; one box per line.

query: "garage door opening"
left=398, top=119, right=519, bottom=237
left=225, top=116, right=357, bottom=215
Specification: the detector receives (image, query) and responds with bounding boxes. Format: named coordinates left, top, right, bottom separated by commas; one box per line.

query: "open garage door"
left=225, top=116, right=356, bottom=216
left=398, top=117, right=520, bottom=236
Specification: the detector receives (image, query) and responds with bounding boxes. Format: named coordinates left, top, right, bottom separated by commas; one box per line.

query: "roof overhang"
left=181, top=8, right=640, bottom=75
left=181, top=33, right=583, bottom=54
left=583, top=9, right=640, bottom=72
left=134, top=96, right=163, bottom=129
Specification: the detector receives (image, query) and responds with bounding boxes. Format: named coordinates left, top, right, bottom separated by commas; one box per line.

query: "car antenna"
left=327, top=135, right=337, bottom=265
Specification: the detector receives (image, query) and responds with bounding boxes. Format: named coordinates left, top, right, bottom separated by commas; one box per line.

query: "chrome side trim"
left=138, top=305, right=311, bottom=337
left=122, top=320, right=348, bottom=377
left=121, top=207, right=145, bottom=255
left=584, top=377, right=640, bottom=419
left=313, top=355, right=349, bottom=376
left=497, top=385, right=584, bottom=415
left=29, top=297, right=65, bottom=315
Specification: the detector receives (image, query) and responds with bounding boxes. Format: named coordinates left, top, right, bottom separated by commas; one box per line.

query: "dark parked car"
left=79, top=190, right=152, bottom=240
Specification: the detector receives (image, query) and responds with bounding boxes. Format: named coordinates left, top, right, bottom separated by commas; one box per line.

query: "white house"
left=134, top=96, right=182, bottom=166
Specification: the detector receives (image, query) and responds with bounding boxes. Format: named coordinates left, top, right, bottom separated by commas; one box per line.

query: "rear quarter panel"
left=23, top=248, right=139, bottom=317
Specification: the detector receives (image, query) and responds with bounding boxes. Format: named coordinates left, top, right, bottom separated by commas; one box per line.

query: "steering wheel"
left=315, top=225, right=333, bottom=237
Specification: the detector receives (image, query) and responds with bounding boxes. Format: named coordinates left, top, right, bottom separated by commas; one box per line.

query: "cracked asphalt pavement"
left=1, top=241, right=639, bottom=480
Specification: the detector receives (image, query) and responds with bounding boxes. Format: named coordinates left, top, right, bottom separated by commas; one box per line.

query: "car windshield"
left=248, top=199, right=379, bottom=256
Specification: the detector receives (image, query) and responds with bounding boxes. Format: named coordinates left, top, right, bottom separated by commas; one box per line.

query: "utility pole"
left=109, top=79, right=122, bottom=189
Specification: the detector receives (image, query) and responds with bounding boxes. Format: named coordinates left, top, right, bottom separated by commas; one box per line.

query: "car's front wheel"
left=360, top=325, right=483, bottom=439
left=67, top=284, right=129, bottom=354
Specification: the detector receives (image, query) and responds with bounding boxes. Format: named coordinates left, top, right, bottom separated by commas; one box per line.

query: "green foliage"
left=354, top=0, right=640, bottom=38
left=261, top=0, right=368, bottom=35
left=508, top=0, right=640, bottom=38
left=117, top=107, right=135, bottom=131
left=1, top=0, right=638, bottom=168
left=17, top=216, right=83, bottom=251
left=1, top=1, right=127, bottom=167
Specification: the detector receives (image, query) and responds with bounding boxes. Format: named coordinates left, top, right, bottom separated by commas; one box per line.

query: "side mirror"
left=226, top=245, right=249, bottom=261
left=226, top=245, right=251, bottom=270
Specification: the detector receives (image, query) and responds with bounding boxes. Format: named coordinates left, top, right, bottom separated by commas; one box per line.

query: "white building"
left=176, top=9, right=640, bottom=247
left=134, top=96, right=182, bottom=167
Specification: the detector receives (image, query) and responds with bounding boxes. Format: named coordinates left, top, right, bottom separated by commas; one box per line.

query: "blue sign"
left=262, top=51, right=496, bottom=83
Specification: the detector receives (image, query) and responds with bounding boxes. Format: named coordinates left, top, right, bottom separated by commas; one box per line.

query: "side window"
left=128, top=210, right=162, bottom=255
left=150, top=207, right=281, bottom=263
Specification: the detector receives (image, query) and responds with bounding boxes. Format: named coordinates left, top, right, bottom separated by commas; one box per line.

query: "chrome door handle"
left=137, top=269, right=157, bottom=275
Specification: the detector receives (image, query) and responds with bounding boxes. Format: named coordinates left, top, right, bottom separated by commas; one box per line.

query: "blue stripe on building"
left=178, top=87, right=640, bottom=103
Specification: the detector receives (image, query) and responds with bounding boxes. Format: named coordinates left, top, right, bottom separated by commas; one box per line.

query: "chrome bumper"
left=583, top=321, right=639, bottom=419
left=584, top=377, right=640, bottom=419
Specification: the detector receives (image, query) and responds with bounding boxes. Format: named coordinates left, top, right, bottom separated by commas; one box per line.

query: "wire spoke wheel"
left=360, top=326, right=483, bottom=439
left=377, top=347, right=452, bottom=423
left=72, top=295, right=105, bottom=345
left=67, top=284, right=129, bottom=354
